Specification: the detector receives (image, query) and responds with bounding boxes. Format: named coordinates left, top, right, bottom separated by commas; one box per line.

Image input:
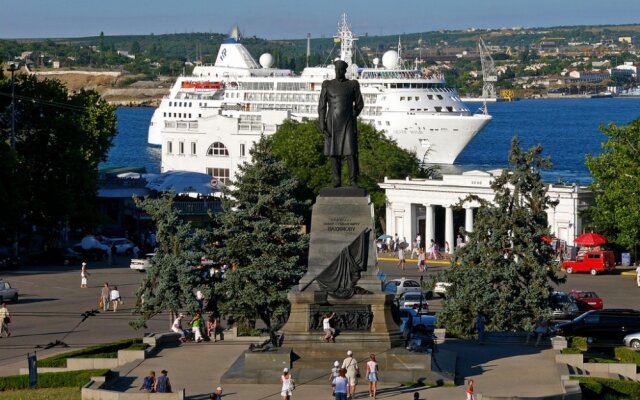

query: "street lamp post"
left=8, top=62, right=18, bottom=151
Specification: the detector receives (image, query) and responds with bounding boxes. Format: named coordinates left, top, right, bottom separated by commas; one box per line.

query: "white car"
left=623, top=332, right=640, bottom=349
left=130, top=253, right=154, bottom=272
left=108, top=238, right=135, bottom=255
left=396, top=291, right=430, bottom=311
left=434, top=282, right=452, bottom=298
left=383, top=278, right=424, bottom=299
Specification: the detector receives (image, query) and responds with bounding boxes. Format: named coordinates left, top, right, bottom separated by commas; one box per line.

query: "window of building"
left=191, top=142, right=197, bottom=155
left=167, top=141, right=173, bottom=154
left=206, top=167, right=230, bottom=184
left=240, top=143, right=246, bottom=157
left=179, top=141, right=185, bottom=155
left=206, top=142, right=230, bottom=156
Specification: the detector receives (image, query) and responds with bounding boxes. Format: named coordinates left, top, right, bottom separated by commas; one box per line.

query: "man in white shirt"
left=341, top=350, right=359, bottom=397
left=323, top=312, right=336, bottom=342
left=172, top=313, right=187, bottom=343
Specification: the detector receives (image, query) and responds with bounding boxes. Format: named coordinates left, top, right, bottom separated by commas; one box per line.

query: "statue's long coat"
left=318, top=77, right=364, bottom=156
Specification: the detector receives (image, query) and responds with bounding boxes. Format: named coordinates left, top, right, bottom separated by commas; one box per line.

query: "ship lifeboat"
left=181, top=81, right=223, bottom=90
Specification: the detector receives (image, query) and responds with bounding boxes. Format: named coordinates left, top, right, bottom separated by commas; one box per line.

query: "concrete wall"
left=82, top=377, right=184, bottom=400
left=20, top=349, right=146, bottom=375
left=556, top=350, right=639, bottom=380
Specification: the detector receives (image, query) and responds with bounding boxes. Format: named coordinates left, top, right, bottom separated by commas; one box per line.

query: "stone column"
left=424, top=204, right=434, bottom=248
left=465, top=206, right=474, bottom=240
left=445, top=205, right=454, bottom=256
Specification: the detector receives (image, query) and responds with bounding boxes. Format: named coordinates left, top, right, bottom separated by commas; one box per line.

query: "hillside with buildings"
left=2, top=23, right=639, bottom=102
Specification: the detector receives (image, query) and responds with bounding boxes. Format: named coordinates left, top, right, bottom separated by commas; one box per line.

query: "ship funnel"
left=230, top=24, right=241, bottom=41
left=215, top=24, right=260, bottom=69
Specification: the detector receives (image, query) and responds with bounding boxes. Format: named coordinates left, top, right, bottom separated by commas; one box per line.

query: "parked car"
left=398, top=307, right=436, bottom=334
left=562, top=250, right=615, bottom=275
left=71, top=244, right=108, bottom=261
left=550, top=291, right=580, bottom=321
left=396, top=291, right=430, bottom=311
left=31, top=247, right=83, bottom=265
left=107, top=238, right=135, bottom=255
left=568, top=290, right=604, bottom=311
left=130, top=253, right=154, bottom=272
left=623, top=332, right=640, bottom=350
left=0, top=279, right=19, bottom=302
left=554, top=309, right=640, bottom=343
left=383, top=278, right=425, bottom=299
left=434, top=282, right=452, bottom=298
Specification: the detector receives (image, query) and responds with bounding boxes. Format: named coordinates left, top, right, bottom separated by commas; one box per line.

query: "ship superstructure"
left=149, top=15, right=492, bottom=184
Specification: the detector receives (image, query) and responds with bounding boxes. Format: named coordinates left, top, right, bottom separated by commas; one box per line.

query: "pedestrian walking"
left=332, top=368, right=350, bottom=400
left=322, top=312, right=336, bottom=342
left=329, top=360, right=340, bottom=396
left=280, top=368, right=295, bottom=400
left=110, top=286, right=121, bottom=312
left=475, top=313, right=486, bottom=345
left=444, top=241, right=450, bottom=257
left=393, top=233, right=399, bottom=252
left=100, top=283, right=110, bottom=311
left=397, top=246, right=406, bottom=270
left=526, top=316, right=548, bottom=346
left=81, top=262, right=90, bottom=288
left=417, top=248, right=426, bottom=272
left=0, top=303, right=10, bottom=338
left=207, top=315, right=219, bottom=342
left=428, top=239, right=438, bottom=260
left=341, top=350, right=359, bottom=397
left=366, top=353, right=379, bottom=398
left=196, top=289, right=205, bottom=311
left=636, top=264, right=640, bottom=287
left=154, top=369, right=172, bottom=393
left=190, top=311, right=204, bottom=342
left=466, top=379, right=476, bottom=400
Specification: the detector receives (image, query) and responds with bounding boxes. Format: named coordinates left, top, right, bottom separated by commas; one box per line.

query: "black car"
left=31, top=247, right=83, bottom=265
left=554, top=309, right=640, bottom=343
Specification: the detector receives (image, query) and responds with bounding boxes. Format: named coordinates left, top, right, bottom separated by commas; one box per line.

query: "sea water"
left=104, top=98, right=640, bottom=184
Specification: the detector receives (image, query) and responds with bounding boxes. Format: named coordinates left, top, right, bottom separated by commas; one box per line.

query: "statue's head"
left=334, top=60, right=348, bottom=80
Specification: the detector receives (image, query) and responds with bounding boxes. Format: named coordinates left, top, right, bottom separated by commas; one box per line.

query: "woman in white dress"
left=110, top=286, right=121, bottom=312
left=280, top=368, right=294, bottom=399
left=80, top=262, right=89, bottom=288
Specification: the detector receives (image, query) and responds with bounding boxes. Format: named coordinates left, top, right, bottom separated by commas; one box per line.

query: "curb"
left=378, top=257, right=451, bottom=266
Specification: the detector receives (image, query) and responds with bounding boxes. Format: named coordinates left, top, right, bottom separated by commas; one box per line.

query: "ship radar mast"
left=335, top=13, right=357, bottom=66
left=230, top=24, right=241, bottom=41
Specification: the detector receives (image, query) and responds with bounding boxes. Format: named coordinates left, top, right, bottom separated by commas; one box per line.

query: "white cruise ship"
left=148, top=15, right=492, bottom=184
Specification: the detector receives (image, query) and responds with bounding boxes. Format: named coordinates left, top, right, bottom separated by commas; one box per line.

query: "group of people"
left=139, top=369, right=172, bottom=393
left=280, top=350, right=380, bottom=399
left=99, top=282, right=122, bottom=312
left=171, top=312, right=221, bottom=343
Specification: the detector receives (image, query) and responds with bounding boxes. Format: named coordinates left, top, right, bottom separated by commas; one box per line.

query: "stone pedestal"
left=221, top=188, right=447, bottom=385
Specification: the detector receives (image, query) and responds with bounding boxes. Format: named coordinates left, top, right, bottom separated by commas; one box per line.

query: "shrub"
left=615, top=347, right=640, bottom=366
left=0, top=369, right=109, bottom=391
left=38, top=338, right=146, bottom=367
left=572, top=376, right=640, bottom=399
left=569, top=336, right=588, bottom=352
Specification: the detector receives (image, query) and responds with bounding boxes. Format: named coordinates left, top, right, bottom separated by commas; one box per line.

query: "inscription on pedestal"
left=323, top=216, right=359, bottom=233
left=309, top=305, right=373, bottom=331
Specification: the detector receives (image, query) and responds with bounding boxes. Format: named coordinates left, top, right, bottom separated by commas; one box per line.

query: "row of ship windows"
left=243, top=92, right=319, bottom=102
left=164, top=113, right=196, bottom=119
left=166, top=141, right=245, bottom=158
left=398, top=94, right=444, bottom=101
left=168, top=101, right=193, bottom=107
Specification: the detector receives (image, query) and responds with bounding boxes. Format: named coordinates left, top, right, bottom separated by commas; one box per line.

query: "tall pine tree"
left=439, top=138, right=565, bottom=338
left=209, top=136, right=309, bottom=338
left=130, top=192, right=209, bottom=329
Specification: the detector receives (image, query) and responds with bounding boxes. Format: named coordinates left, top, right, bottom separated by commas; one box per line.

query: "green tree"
left=209, top=137, right=309, bottom=340
left=438, top=138, right=564, bottom=338
left=586, top=118, right=640, bottom=258
left=270, top=120, right=427, bottom=231
left=131, top=192, right=209, bottom=329
left=0, top=73, right=116, bottom=245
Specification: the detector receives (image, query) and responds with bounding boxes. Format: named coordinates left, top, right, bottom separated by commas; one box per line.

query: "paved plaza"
left=0, top=256, right=638, bottom=398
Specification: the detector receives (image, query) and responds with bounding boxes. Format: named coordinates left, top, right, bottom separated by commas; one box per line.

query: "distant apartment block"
left=568, top=70, right=610, bottom=82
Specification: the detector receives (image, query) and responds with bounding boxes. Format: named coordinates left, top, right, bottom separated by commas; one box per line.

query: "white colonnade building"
left=379, top=170, right=593, bottom=255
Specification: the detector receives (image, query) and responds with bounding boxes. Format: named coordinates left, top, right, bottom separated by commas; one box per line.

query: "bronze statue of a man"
left=318, top=60, right=364, bottom=187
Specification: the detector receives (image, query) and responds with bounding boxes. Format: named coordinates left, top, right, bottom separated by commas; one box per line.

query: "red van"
left=562, top=250, right=615, bottom=275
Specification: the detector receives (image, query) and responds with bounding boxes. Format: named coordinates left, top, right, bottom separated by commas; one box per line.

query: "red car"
left=568, top=290, right=604, bottom=311
left=562, top=250, right=615, bottom=275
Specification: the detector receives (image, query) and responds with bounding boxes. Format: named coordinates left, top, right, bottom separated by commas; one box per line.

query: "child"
left=329, top=360, right=340, bottom=395
left=140, top=371, right=156, bottom=392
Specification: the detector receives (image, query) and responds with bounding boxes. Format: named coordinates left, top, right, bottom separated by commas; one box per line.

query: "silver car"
left=0, top=279, right=18, bottom=302
left=623, top=332, right=640, bottom=349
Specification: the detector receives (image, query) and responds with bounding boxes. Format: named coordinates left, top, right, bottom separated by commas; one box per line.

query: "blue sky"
left=2, top=0, right=640, bottom=39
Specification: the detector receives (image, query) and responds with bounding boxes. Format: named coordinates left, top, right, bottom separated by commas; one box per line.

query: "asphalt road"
left=0, top=254, right=638, bottom=376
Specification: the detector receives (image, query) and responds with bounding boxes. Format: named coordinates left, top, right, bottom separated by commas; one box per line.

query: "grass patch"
left=0, top=387, right=81, bottom=400
left=37, top=338, right=147, bottom=367
left=0, top=369, right=109, bottom=391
